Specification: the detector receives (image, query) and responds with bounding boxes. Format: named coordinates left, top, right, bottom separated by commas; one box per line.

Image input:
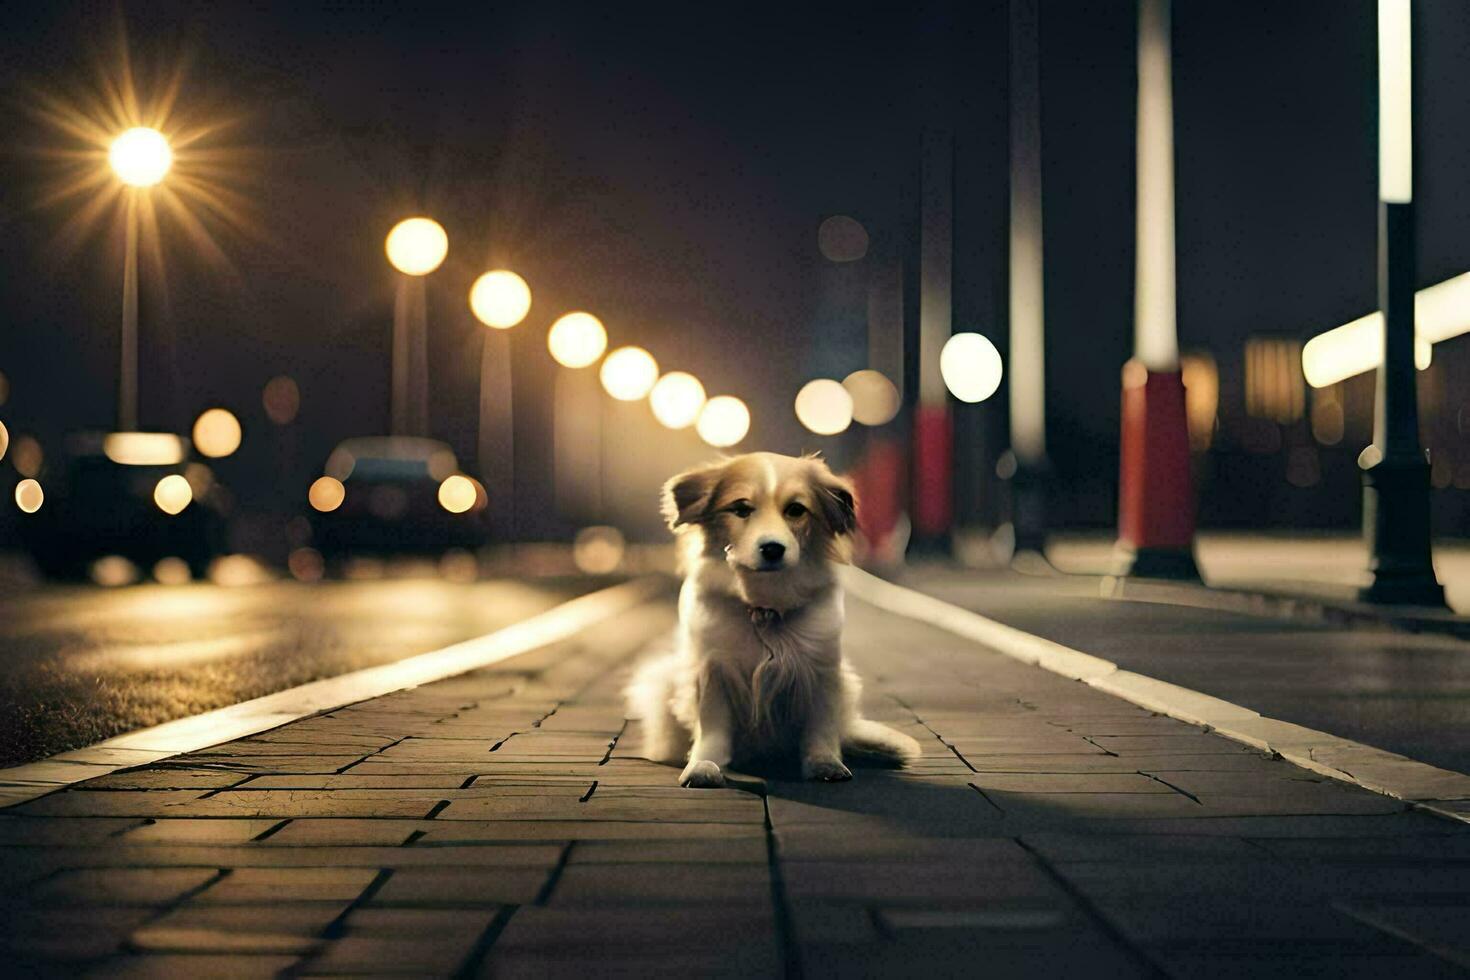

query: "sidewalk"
left=3, top=589, right=1469, bottom=977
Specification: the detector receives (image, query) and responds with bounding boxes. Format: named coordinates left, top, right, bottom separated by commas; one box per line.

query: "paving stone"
left=1017, top=832, right=1264, bottom=863
left=784, top=859, right=1065, bottom=902
left=237, top=774, right=479, bottom=790
left=1089, top=734, right=1258, bottom=755
left=298, top=935, right=479, bottom=975
left=0, top=816, right=145, bottom=844
left=84, top=769, right=255, bottom=791
left=193, top=867, right=380, bottom=904
left=545, top=863, right=771, bottom=905
left=10, top=789, right=209, bottom=818
left=0, top=906, right=154, bottom=958
left=257, top=819, right=425, bottom=846
left=1090, top=897, right=1393, bottom=944
left=496, top=904, right=774, bottom=949
left=481, top=947, right=781, bottom=979
left=120, top=818, right=285, bottom=844
left=131, top=902, right=345, bottom=953
left=775, top=832, right=1031, bottom=863
left=33, top=866, right=221, bottom=906
left=570, top=838, right=771, bottom=864
left=83, top=952, right=303, bottom=978
left=982, top=790, right=1207, bottom=821
left=183, top=791, right=444, bottom=819
left=967, top=772, right=1179, bottom=794
left=1142, top=940, right=1465, bottom=980
left=367, top=867, right=548, bottom=906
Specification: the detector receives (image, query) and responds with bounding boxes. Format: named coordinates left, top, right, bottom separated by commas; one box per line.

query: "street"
left=0, top=575, right=603, bottom=767
left=2, top=587, right=1468, bottom=976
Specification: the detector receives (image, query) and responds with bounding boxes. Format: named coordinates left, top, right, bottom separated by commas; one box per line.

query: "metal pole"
left=1359, top=0, right=1444, bottom=605
left=391, top=276, right=410, bottom=436
left=480, top=328, right=516, bottom=541
left=1006, top=0, right=1050, bottom=556
left=119, top=192, right=139, bottom=432
left=911, top=128, right=954, bottom=554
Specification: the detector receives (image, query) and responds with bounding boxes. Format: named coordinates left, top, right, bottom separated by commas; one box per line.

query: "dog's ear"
left=812, top=469, right=858, bottom=536
left=661, top=462, right=724, bottom=529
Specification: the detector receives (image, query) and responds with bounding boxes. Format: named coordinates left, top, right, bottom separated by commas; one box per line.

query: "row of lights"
left=385, top=216, right=753, bottom=448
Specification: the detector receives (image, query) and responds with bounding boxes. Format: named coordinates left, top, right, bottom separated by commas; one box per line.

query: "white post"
left=1134, top=0, right=1179, bottom=372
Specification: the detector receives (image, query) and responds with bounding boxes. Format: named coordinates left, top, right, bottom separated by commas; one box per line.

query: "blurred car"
left=15, top=431, right=229, bottom=581
left=307, top=436, right=489, bottom=562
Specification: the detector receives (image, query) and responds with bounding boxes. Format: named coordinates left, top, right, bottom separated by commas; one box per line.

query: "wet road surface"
left=0, top=575, right=609, bottom=767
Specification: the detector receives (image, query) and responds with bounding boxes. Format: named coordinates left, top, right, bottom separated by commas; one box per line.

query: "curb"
left=0, top=576, right=667, bottom=810
left=841, top=566, right=1470, bottom=826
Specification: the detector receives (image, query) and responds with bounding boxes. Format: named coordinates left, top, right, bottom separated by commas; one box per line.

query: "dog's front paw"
left=680, top=759, right=727, bottom=788
left=803, top=757, right=852, bottom=782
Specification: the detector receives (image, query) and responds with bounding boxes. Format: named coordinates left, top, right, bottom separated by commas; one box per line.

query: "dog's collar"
left=747, top=606, right=783, bottom=628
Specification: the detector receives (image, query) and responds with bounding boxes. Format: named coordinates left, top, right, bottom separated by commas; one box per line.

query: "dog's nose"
left=759, top=541, right=786, bottom=563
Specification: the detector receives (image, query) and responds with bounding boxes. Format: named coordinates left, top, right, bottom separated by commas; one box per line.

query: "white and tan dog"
left=627, top=452, right=921, bottom=787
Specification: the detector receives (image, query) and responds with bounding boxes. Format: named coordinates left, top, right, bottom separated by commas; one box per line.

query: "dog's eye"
left=729, top=502, right=753, bottom=519
left=784, top=502, right=807, bottom=519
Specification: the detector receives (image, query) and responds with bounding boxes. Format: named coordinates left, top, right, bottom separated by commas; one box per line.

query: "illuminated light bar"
left=103, top=432, right=188, bottom=466
left=1300, top=271, right=1470, bottom=388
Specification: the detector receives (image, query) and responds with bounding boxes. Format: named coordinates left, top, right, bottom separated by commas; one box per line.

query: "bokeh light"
left=469, top=270, right=532, bottom=329
left=940, top=332, right=1004, bottom=403
left=91, top=556, right=138, bottom=587
left=794, top=378, right=854, bottom=435
left=309, top=476, right=346, bottom=513
left=14, top=478, right=42, bottom=513
left=108, top=127, right=172, bottom=188
left=0, top=370, right=9, bottom=405
left=574, top=525, right=626, bottom=575
left=262, top=376, right=300, bottom=425
left=438, top=474, right=477, bottom=514
left=817, top=215, right=870, bottom=262
left=649, top=372, right=707, bottom=429
left=547, top=312, right=608, bottom=368
left=12, top=436, right=42, bottom=477
left=104, top=432, right=186, bottom=466
left=154, top=474, right=194, bottom=515
left=600, top=346, right=659, bottom=401
left=697, top=396, right=751, bottom=448
left=288, top=547, right=325, bottom=582
left=0, top=419, right=8, bottom=462
left=192, top=408, right=242, bottom=458
left=153, top=557, right=192, bottom=585
left=384, top=217, right=448, bottom=276
left=843, top=370, right=901, bottom=426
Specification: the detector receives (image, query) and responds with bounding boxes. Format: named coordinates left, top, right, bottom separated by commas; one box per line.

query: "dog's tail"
left=843, top=718, right=923, bottom=767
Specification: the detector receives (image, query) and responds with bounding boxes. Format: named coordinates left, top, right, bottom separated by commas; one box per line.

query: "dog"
left=626, top=451, right=922, bottom=787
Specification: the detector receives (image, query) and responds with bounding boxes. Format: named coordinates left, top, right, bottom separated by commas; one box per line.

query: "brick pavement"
left=2, top=594, right=1468, bottom=977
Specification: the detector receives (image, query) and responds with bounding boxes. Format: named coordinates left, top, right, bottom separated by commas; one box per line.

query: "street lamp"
left=697, top=396, right=750, bottom=448
left=599, top=347, right=659, bottom=401
left=469, top=269, right=532, bottom=541
left=649, top=372, right=706, bottom=430
left=384, top=217, right=447, bottom=437
left=1358, top=0, right=1444, bottom=605
left=547, top=312, right=608, bottom=369
left=108, top=126, right=173, bottom=432
left=794, top=379, right=854, bottom=436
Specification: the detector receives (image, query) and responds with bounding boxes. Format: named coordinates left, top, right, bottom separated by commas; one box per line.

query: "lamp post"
left=384, top=217, right=448, bottom=437
left=107, top=127, right=172, bottom=431
left=1005, top=0, right=1050, bottom=557
left=1359, top=0, right=1444, bottom=605
left=1114, top=0, right=1198, bottom=579
left=470, top=270, right=532, bottom=540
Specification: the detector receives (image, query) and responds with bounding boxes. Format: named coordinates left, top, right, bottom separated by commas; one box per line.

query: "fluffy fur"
left=627, top=451, right=922, bottom=787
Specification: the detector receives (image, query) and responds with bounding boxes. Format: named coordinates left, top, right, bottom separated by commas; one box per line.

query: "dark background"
left=2, top=1, right=1469, bottom=541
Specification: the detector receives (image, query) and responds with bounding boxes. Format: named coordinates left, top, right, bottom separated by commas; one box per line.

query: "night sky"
left=2, top=1, right=1469, bottom=538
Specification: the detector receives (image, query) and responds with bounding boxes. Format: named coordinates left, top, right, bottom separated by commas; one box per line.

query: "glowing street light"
left=14, top=479, right=43, bottom=514
left=794, top=379, right=854, bottom=435
left=438, top=474, right=478, bottom=514
left=697, top=396, right=750, bottom=448
left=842, top=370, right=900, bottom=427
left=939, top=333, right=1004, bottom=403
left=548, top=312, right=608, bottom=368
left=384, top=218, right=448, bottom=276
left=469, top=270, right=532, bottom=329
left=108, top=127, right=172, bottom=188
left=308, top=476, right=345, bottom=513
left=649, top=372, right=706, bottom=429
left=153, top=474, right=193, bottom=515
left=192, top=408, right=242, bottom=458
left=109, top=127, right=174, bottom=432
left=469, top=269, right=530, bottom=540
left=600, top=346, right=659, bottom=401
left=385, top=217, right=447, bottom=437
